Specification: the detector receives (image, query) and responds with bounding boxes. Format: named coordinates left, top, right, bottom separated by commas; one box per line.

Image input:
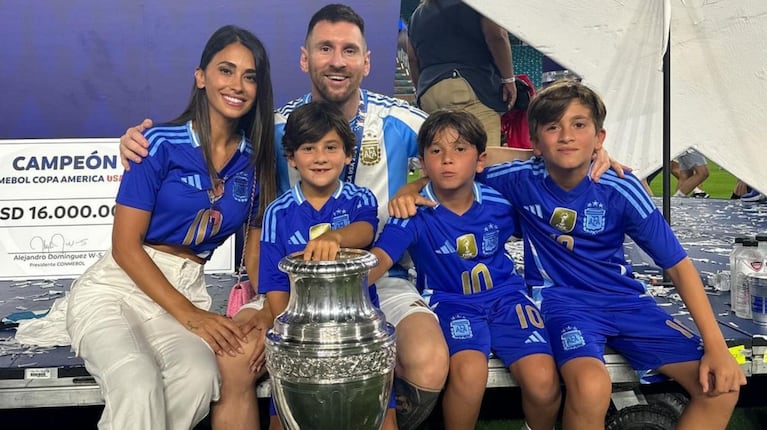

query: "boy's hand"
left=120, top=119, right=153, bottom=170
left=303, top=231, right=342, bottom=261
left=699, top=347, right=747, bottom=395
left=389, top=179, right=436, bottom=218
left=590, top=148, right=630, bottom=182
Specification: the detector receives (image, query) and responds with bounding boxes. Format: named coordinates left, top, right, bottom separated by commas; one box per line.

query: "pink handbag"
left=224, top=176, right=258, bottom=318
left=226, top=280, right=255, bottom=317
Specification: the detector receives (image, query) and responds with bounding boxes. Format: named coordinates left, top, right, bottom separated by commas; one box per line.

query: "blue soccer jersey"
left=374, top=182, right=526, bottom=299
left=479, top=158, right=687, bottom=310
left=116, top=121, right=258, bottom=260
left=274, top=90, right=426, bottom=236
left=258, top=180, right=378, bottom=295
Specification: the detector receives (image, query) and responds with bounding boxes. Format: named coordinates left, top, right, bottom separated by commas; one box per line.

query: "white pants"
left=376, top=276, right=437, bottom=327
left=66, top=247, right=219, bottom=430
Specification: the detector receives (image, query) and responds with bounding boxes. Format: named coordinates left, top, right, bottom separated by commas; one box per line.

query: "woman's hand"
left=181, top=307, right=247, bottom=357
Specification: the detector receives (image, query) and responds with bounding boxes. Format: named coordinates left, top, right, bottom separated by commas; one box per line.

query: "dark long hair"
left=171, top=25, right=276, bottom=223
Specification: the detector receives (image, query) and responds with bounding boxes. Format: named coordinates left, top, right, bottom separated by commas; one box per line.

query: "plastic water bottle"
left=732, top=238, right=760, bottom=319
left=729, top=237, right=746, bottom=301
left=756, top=233, right=767, bottom=265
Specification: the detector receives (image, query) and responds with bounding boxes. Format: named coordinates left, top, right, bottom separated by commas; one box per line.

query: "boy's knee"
left=396, top=326, right=448, bottom=388
left=562, top=371, right=611, bottom=408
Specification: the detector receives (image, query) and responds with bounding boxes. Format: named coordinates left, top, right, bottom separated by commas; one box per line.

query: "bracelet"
left=501, top=76, right=516, bottom=84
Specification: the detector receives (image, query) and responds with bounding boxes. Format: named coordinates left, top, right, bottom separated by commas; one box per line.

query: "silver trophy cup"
left=265, top=249, right=397, bottom=430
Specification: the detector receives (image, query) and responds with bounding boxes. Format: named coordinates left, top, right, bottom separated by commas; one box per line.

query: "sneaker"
left=691, top=191, right=710, bottom=198
left=741, top=190, right=766, bottom=202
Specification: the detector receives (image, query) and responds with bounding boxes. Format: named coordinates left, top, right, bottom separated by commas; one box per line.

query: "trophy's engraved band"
left=267, top=344, right=396, bottom=381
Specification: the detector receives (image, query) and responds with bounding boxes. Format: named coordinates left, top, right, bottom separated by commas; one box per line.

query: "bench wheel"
left=606, top=404, right=677, bottom=430
left=645, top=392, right=689, bottom=418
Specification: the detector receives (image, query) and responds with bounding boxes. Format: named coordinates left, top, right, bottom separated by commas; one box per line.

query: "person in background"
left=65, top=25, right=276, bottom=430
left=731, top=179, right=766, bottom=202
left=369, top=109, right=561, bottom=430
left=672, top=149, right=710, bottom=198
left=407, top=0, right=517, bottom=147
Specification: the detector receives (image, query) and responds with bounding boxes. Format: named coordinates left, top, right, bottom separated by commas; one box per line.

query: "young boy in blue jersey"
left=478, top=80, right=746, bottom=429
left=369, top=109, right=561, bottom=430
left=244, top=100, right=397, bottom=430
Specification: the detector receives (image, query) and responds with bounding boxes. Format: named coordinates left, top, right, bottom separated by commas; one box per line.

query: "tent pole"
left=662, top=31, right=671, bottom=222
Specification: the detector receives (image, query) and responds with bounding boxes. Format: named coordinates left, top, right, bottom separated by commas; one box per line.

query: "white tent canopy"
left=464, top=0, right=766, bottom=193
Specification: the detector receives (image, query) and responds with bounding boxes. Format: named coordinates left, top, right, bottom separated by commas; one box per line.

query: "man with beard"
left=119, top=5, right=448, bottom=429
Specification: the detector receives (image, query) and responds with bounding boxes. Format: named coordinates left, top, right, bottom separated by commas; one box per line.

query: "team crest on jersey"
left=309, top=223, right=331, bottom=240
left=482, top=224, right=500, bottom=255
left=561, top=326, right=586, bottom=351
left=456, top=234, right=478, bottom=259
left=550, top=207, right=577, bottom=233
left=231, top=173, right=249, bottom=203
left=359, top=129, right=381, bottom=166
left=332, top=210, right=350, bottom=230
left=583, top=201, right=606, bottom=234
left=450, top=316, right=473, bottom=340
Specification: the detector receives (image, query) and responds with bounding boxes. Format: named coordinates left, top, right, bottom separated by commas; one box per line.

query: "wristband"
left=501, top=76, right=516, bottom=84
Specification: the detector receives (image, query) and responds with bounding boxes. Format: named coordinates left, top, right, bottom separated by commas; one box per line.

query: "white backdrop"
left=465, top=0, right=766, bottom=192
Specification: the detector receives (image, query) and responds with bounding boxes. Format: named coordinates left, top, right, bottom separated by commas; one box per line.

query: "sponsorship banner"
left=0, top=139, right=234, bottom=280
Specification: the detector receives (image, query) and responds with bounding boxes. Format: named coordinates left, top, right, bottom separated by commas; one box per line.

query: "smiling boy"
left=480, top=80, right=745, bottom=429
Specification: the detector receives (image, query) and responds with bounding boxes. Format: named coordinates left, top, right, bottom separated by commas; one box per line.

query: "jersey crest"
left=359, top=133, right=381, bottom=166
left=331, top=208, right=351, bottom=230
left=583, top=201, right=606, bottom=234
left=231, top=173, right=250, bottom=203
left=482, top=223, right=500, bottom=255
left=456, top=233, right=478, bottom=259
left=550, top=207, right=577, bottom=233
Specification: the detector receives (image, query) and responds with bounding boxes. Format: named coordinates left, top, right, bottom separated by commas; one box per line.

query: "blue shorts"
left=433, top=288, right=553, bottom=368
left=543, top=301, right=703, bottom=377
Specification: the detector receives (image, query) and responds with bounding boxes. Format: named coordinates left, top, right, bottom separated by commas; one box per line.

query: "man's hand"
left=120, top=119, right=153, bottom=170
left=181, top=307, right=246, bottom=357
left=503, top=81, right=518, bottom=111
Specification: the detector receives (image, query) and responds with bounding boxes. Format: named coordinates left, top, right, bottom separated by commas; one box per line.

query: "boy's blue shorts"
left=433, top=288, right=553, bottom=368
left=543, top=300, right=703, bottom=377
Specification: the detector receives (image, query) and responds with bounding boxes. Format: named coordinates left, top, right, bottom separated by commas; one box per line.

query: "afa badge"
left=309, top=223, right=331, bottom=240
left=583, top=201, right=606, bottom=234
left=332, top=210, right=350, bottom=230
left=482, top=224, right=499, bottom=255
left=561, top=326, right=586, bottom=351
left=456, top=233, right=478, bottom=259
left=231, top=173, right=249, bottom=203
left=550, top=207, right=577, bottom=233
left=359, top=130, right=381, bottom=166
left=450, top=317, right=473, bottom=340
